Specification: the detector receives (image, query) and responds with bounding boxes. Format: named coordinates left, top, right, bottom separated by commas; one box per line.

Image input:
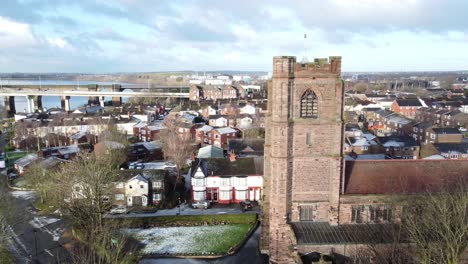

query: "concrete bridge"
left=0, top=84, right=190, bottom=115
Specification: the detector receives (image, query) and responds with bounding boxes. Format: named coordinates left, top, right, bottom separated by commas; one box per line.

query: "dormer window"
left=300, top=90, right=318, bottom=118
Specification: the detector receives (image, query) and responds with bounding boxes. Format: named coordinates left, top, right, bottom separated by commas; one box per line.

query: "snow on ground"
left=124, top=225, right=248, bottom=255
left=30, top=216, right=62, bottom=241
left=10, top=190, right=36, bottom=201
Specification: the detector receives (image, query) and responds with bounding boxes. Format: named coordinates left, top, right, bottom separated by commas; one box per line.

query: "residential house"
left=425, top=127, right=463, bottom=144
left=195, top=125, right=214, bottom=144
left=344, top=133, right=381, bottom=155
left=377, top=135, right=419, bottom=159
left=199, top=105, right=219, bottom=117
left=41, top=145, right=80, bottom=160
left=208, top=115, right=229, bottom=127
left=128, top=141, right=164, bottom=162
left=189, top=156, right=263, bottom=204
left=240, top=104, right=256, bottom=115
left=391, top=99, right=422, bottom=118
left=207, top=127, right=239, bottom=148
left=410, top=122, right=432, bottom=144
left=421, top=143, right=468, bottom=160
left=228, top=139, right=265, bottom=157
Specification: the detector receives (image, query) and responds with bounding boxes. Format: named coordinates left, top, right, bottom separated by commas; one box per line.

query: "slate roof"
left=215, top=127, right=237, bottom=135
left=344, top=160, right=468, bottom=194
left=197, top=145, right=224, bottom=158
left=432, top=128, right=461, bottom=134
left=228, top=139, right=265, bottom=156
left=395, top=99, right=422, bottom=107
left=433, top=143, right=468, bottom=153
left=291, top=222, right=405, bottom=245
left=190, top=157, right=263, bottom=177
left=377, top=135, right=418, bottom=147
left=14, top=153, right=39, bottom=168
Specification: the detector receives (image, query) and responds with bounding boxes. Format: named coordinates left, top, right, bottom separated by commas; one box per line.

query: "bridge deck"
left=0, top=90, right=189, bottom=98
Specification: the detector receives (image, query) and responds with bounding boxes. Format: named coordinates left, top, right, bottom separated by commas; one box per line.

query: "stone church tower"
left=262, top=56, right=344, bottom=263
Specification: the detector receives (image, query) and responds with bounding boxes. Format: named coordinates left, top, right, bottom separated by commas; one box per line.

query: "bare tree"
left=160, top=113, right=193, bottom=191
left=402, top=188, right=468, bottom=264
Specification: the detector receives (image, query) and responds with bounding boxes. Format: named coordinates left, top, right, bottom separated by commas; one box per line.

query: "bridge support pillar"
left=61, top=96, right=71, bottom=112
left=88, top=84, right=99, bottom=105
left=99, top=96, right=105, bottom=107
left=26, top=95, right=35, bottom=113
left=4, top=96, right=16, bottom=117
left=34, top=96, right=42, bottom=111
left=112, top=84, right=122, bottom=106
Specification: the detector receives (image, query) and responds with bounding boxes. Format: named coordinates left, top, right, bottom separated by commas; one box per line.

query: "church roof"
left=344, top=160, right=468, bottom=195
left=291, top=222, right=405, bottom=245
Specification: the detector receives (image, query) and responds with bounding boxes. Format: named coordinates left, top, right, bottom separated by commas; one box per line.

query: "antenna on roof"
left=301, top=33, right=309, bottom=63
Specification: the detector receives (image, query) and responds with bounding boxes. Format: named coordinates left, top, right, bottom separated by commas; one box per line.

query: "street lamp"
left=33, top=228, right=38, bottom=258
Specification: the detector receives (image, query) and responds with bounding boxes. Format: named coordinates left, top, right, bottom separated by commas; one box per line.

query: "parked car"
left=192, top=200, right=210, bottom=209
left=110, top=207, right=129, bottom=215
left=240, top=200, right=253, bottom=212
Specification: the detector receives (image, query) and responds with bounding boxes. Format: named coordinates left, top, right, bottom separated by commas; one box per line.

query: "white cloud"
left=0, top=16, right=36, bottom=48
left=46, top=37, right=69, bottom=49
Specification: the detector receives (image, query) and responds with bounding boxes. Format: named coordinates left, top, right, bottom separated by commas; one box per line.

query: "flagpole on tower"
left=302, top=33, right=309, bottom=63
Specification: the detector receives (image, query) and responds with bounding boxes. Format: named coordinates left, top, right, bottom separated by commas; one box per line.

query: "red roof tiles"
left=344, top=160, right=468, bottom=194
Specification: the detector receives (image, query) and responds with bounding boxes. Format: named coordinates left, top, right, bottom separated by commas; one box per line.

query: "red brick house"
left=206, top=127, right=238, bottom=148
left=391, top=99, right=423, bottom=119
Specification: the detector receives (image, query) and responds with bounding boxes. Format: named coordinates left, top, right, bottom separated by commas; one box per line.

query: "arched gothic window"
left=300, top=90, right=318, bottom=118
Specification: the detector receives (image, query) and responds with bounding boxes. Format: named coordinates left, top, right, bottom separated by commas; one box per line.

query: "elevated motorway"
left=0, top=89, right=189, bottom=98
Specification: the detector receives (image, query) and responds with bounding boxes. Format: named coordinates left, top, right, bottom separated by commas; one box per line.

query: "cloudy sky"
left=0, top=0, right=467, bottom=73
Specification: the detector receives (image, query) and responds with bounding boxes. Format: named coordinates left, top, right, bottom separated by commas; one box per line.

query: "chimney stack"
left=229, top=150, right=236, bottom=162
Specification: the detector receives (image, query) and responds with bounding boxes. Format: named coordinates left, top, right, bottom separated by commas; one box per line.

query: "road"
left=139, top=226, right=268, bottom=264
left=105, top=204, right=258, bottom=219
left=6, top=190, right=71, bottom=264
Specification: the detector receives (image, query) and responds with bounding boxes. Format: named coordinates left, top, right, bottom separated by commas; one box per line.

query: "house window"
left=361, top=146, right=368, bottom=151
left=300, top=90, right=318, bottom=118
left=153, top=193, right=161, bottom=201
left=194, top=191, right=205, bottom=201
left=220, top=190, right=231, bottom=200
left=115, top=194, right=124, bottom=201
left=382, top=207, right=392, bottom=222
left=193, top=178, right=205, bottom=187
left=236, top=190, right=247, bottom=200
left=237, top=177, right=247, bottom=186
left=115, top=183, right=124, bottom=189
left=215, top=134, right=219, bottom=139
left=129, top=185, right=133, bottom=189
left=153, top=181, right=162, bottom=188
left=300, top=206, right=315, bottom=221
left=220, top=178, right=231, bottom=186
left=351, top=206, right=363, bottom=223
left=450, top=154, right=459, bottom=159
left=140, top=185, right=144, bottom=189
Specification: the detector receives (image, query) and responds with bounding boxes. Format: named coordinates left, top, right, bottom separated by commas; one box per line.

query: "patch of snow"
left=30, top=216, right=60, bottom=228
left=124, top=225, right=247, bottom=255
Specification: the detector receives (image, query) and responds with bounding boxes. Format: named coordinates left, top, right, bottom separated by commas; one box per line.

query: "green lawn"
left=125, top=224, right=253, bottom=255
left=6, top=151, right=30, bottom=168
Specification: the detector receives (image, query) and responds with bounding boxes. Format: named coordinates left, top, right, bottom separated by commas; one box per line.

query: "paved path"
left=139, top=226, right=268, bottom=264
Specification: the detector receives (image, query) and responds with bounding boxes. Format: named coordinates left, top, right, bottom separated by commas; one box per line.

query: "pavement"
left=105, top=203, right=259, bottom=219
